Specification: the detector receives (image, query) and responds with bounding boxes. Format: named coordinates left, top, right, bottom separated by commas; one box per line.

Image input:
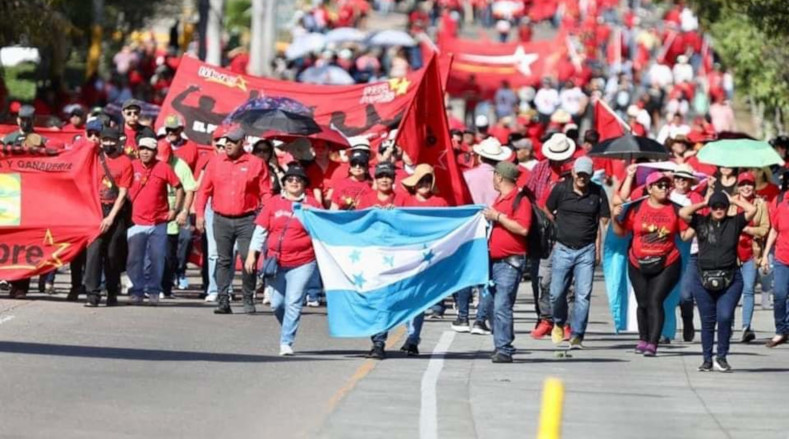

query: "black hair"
left=583, top=130, right=600, bottom=145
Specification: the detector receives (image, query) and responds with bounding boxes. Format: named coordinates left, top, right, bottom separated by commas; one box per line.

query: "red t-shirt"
left=757, top=183, right=780, bottom=203
left=99, top=153, right=133, bottom=205
left=489, top=189, right=532, bottom=259
left=357, top=191, right=408, bottom=209
left=123, top=125, right=140, bottom=158
left=303, top=161, right=326, bottom=193
left=129, top=160, right=181, bottom=225
left=622, top=201, right=687, bottom=267
left=402, top=194, right=449, bottom=207
left=331, top=177, right=373, bottom=210
left=769, top=197, right=789, bottom=265
left=255, top=195, right=321, bottom=267
left=736, top=199, right=757, bottom=262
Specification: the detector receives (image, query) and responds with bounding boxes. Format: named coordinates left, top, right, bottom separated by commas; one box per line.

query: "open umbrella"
left=298, top=65, right=355, bottom=85
left=587, top=133, right=670, bottom=160
left=285, top=33, right=327, bottom=60
left=259, top=125, right=350, bottom=150
left=367, top=30, right=416, bottom=47
left=224, top=97, right=320, bottom=136
left=697, top=139, right=784, bottom=168
left=325, top=27, right=367, bottom=44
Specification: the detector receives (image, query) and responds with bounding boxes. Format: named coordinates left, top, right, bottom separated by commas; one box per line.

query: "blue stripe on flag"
left=323, top=238, right=489, bottom=337
left=294, top=205, right=487, bottom=247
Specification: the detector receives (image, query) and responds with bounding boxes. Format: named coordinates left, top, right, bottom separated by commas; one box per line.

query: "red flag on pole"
left=594, top=100, right=627, bottom=141
left=396, top=53, right=471, bottom=206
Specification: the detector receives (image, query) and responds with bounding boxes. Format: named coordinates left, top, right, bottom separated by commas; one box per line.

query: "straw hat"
left=672, top=163, right=698, bottom=182
left=550, top=109, right=572, bottom=124
left=401, top=164, right=436, bottom=191
left=472, top=137, right=513, bottom=162
left=541, top=133, right=576, bottom=162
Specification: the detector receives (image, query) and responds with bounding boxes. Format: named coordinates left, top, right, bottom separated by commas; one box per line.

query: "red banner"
left=156, top=56, right=427, bottom=148
left=439, top=34, right=567, bottom=99
left=0, top=125, right=83, bottom=149
left=0, top=147, right=102, bottom=281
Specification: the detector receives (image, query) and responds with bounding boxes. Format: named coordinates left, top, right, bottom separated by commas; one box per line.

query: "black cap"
left=18, top=105, right=34, bottom=118
left=100, top=127, right=121, bottom=141
left=281, top=163, right=310, bottom=187
left=69, top=106, right=85, bottom=117
left=374, top=161, right=396, bottom=178
left=122, top=99, right=143, bottom=111
left=709, top=192, right=730, bottom=209
left=350, top=150, right=370, bottom=164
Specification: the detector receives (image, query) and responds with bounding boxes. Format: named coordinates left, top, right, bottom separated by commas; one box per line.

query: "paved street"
left=2, top=270, right=789, bottom=439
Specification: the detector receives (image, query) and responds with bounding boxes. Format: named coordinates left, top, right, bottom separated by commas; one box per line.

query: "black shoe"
left=698, top=360, right=713, bottom=372
left=84, top=294, right=100, bottom=308
left=741, top=328, right=756, bottom=343
left=451, top=318, right=470, bottom=333
left=682, top=316, right=695, bottom=342
left=471, top=321, right=492, bottom=335
left=491, top=352, right=513, bottom=363
left=106, top=296, right=119, bottom=307
left=400, top=342, right=419, bottom=356
left=214, top=296, right=233, bottom=315
left=713, top=357, right=732, bottom=373
left=366, top=344, right=386, bottom=360
left=242, top=294, right=256, bottom=314
left=65, top=289, right=80, bottom=302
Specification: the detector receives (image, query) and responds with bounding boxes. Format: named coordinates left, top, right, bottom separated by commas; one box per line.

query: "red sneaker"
left=563, top=325, right=572, bottom=341
left=531, top=320, right=554, bottom=339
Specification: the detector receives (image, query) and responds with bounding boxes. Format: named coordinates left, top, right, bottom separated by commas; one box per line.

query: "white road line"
left=0, top=315, right=15, bottom=325
left=420, top=330, right=456, bottom=439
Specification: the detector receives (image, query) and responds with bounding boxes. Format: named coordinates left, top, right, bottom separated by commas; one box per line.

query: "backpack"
left=513, top=187, right=556, bottom=260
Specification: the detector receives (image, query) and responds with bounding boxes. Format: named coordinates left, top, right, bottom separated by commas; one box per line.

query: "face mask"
left=102, top=142, right=119, bottom=154
left=20, top=119, right=33, bottom=133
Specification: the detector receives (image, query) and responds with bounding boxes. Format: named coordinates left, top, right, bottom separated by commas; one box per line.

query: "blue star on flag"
left=383, top=255, right=395, bottom=268
left=352, top=273, right=366, bottom=288
left=349, top=249, right=361, bottom=264
left=422, top=249, right=435, bottom=263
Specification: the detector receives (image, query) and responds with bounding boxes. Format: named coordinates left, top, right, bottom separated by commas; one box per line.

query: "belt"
left=491, top=254, right=526, bottom=268
left=215, top=211, right=255, bottom=219
left=558, top=241, right=594, bottom=250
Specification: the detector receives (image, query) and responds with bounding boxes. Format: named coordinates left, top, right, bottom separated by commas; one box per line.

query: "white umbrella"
left=285, top=33, right=327, bottom=60
left=368, top=30, right=416, bottom=47
left=325, top=27, right=367, bottom=44
left=298, top=65, right=355, bottom=85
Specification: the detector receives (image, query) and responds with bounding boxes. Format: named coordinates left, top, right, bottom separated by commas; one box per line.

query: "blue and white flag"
left=295, top=206, right=489, bottom=337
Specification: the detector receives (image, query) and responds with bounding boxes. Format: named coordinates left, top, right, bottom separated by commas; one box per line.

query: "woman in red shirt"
left=762, top=174, right=789, bottom=347
left=613, top=172, right=692, bottom=356
left=244, top=164, right=321, bottom=357
left=400, top=164, right=449, bottom=207
left=357, top=162, right=407, bottom=210
left=329, top=150, right=373, bottom=210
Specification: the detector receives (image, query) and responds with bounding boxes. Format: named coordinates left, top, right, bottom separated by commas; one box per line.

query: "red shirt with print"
left=489, top=189, right=532, bottom=259
left=99, top=153, right=133, bottom=205
left=255, top=195, right=321, bottom=268
left=622, top=200, right=687, bottom=267
left=769, top=197, right=789, bottom=265
left=129, top=159, right=181, bottom=225
left=123, top=125, right=140, bottom=158
left=331, top=177, right=373, bottom=210
left=402, top=194, right=449, bottom=208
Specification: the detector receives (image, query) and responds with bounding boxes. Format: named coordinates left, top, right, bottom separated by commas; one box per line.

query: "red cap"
left=212, top=124, right=230, bottom=140
left=646, top=171, right=671, bottom=186
left=738, top=172, right=755, bottom=185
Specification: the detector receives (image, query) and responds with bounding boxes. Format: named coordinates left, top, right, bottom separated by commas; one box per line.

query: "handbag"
left=260, top=215, right=293, bottom=279
left=637, top=255, right=666, bottom=276
left=700, top=267, right=734, bottom=292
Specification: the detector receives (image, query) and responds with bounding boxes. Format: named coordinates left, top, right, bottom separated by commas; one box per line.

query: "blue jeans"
left=549, top=243, right=596, bottom=338
left=204, top=202, right=219, bottom=295
left=371, top=314, right=425, bottom=346
left=305, top=268, right=323, bottom=303
left=490, top=257, right=525, bottom=356
left=740, top=259, right=758, bottom=329
left=127, top=223, right=168, bottom=297
left=773, top=261, right=789, bottom=335
left=680, top=254, right=698, bottom=305
left=456, top=285, right=490, bottom=322
left=270, top=261, right=317, bottom=346
left=692, top=267, right=743, bottom=360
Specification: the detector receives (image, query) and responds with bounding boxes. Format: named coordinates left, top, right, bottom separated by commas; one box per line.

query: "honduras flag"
left=295, top=205, right=489, bottom=337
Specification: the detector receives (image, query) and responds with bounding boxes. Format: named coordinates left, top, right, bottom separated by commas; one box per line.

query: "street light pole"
left=249, top=0, right=276, bottom=77
left=205, top=0, right=224, bottom=66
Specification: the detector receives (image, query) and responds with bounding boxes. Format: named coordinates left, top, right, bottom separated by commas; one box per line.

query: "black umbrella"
left=228, top=108, right=321, bottom=136
left=587, top=133, right=669, bottom=160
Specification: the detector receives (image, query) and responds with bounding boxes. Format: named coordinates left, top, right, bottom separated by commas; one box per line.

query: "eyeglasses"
left=124, top=110, right=140, bottom=116
left=285, top=176, right=304, bottom=183
left=350, top=161, right=367, bottom=168
left=654, top=182, right=670, bottom=190
left=87, top=131, right=100, bottom=138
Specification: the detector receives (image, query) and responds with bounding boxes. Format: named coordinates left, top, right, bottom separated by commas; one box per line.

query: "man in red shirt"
left=127, top=134, right=184, bottom=305
left=84, top=127, right=134, bottom=307
left=483, top=161, right=532, bottom=363
left=160, top=114, right=199, bottom=172
left=121, top=99, right=144, bottom=158
left=195, top=126, right=271, bottom=314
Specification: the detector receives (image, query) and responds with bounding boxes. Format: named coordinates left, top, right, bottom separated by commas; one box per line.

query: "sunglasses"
left=165, top=128, right=181, bottom=134
left=350, top=161, right=367, bottom=168
left=285, top=176, right=304, bottom=183
left=653, top=182, right=670, bottom=190
left=124, top=110, right=140, bottom=116
left=711, top=204, right=728, bottom=211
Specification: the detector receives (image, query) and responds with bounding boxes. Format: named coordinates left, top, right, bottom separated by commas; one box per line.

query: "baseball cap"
left=122, top=99, right=143, bottom=111
left=494, top=161, right=521, bottom=181
left=350, top=150, right=370, bottom=164
left=18, top=105, right=35, bottom=119
left=224, top=126, right=246, bottom=142
left=737, top=172, right=756, bottom=185
left=573, top=156, right=594, bottom=175
left=709, top=192, right=730, bottom=209
left=138, top=136, right=158, bottom=150
left=374, top=161, right=396, bottom=178
left=163, top=114, right=184, bottom=130
left=86, top=119, right=104, bottom=133
left=100, top=127, right=121, bottom=141
left=646, top=172, right=671, bottom=186
left=475, top=115, right=489, bottom=128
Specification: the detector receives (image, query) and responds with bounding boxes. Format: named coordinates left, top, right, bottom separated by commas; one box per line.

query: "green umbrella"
left=696, top=139, right=785, bottom=168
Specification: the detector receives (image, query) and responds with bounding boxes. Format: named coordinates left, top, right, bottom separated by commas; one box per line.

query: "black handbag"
left=637, top=255, right=666, bottom=276
left=260, top=216, right=293, bottom=279
left=700, top=268, right=734, bottom=292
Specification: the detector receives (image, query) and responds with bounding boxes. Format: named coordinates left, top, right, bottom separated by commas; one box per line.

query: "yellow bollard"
left=537, top=377, right=565, bottom=439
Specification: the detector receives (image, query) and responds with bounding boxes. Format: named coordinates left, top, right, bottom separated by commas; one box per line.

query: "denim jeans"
left=305, top=268, right=323, bottom=303
left=370, top=314, right=425, bottom=346
left=773, top=261, right=789, bottom=335
left=740, top=259, right=758, bottom=329
left=176, top=223, right=192, bottom=278
left=680, top=254, right=698, bottom=306
left=204, top=201, right=219, bottom=295
left=270, top=261, right=317, bottom=346
left=456, top=285, right=489, bottom=322
left=759, top=251, right=775, bottom=307
left=490, top=257, right=525, bottom=356
left=535, top=248, right=574, bottom=322
left=692, top=267, right=743, bottom=361
left=127, top=223, right=168, bottom=297
left=550, top=243, right=596, bottom=338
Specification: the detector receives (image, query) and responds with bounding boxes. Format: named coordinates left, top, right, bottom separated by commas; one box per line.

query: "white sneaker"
left=306, top=300, right=320, bottom=307
left=262, top=286, right=271, bottom=305
left=159, top=292, right=165, bottom=299
left=204, top=293, right=218, bottom=303
left=121, top=274, right=132, bottom=295
left=279, top=344, right=294, bottom=356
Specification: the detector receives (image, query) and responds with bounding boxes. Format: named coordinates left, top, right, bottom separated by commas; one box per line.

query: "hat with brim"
left=541, top=133, right=576, bottom=162
left=122, top=99, right=143, bottom=111
left=473, top=137, right=513, bottom=162
left=281, top=164, right=310, bottom=187
left=550, top=109, right=571, bottom=124
left=348, top=135, right=371, bottom=151
left=401, top=164, right=436, bottom=191
left=672, top=163, right=698, bottom=182
left=18, top=105, right=35, bottom=119
left=646, top=171, right=671, bottom=187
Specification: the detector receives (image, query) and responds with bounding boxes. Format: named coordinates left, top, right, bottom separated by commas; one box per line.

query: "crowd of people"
left=1, top=0, right=789, bottom=372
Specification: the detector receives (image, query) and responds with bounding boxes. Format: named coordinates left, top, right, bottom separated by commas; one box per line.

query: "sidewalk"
left=320, top=272, right=789, bottom=439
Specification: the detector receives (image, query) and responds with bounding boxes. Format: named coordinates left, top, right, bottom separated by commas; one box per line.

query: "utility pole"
left=205, top=0, right=224, bottom=66
left=248, top=0, right=276, bottom=77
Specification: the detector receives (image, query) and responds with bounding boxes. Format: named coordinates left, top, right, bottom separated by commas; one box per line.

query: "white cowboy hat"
left=541, top=133, right=576, bottom=162
left=348, top=135, right=371, bottom=151
left=473, top=137, right=513, bottom=162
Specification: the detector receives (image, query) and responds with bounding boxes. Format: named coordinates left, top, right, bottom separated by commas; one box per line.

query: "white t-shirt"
left=534, top=88, right=560, bottom=115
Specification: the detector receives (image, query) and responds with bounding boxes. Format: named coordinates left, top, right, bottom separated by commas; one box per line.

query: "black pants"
left=84, top=208, right=128, bottom=299
left=162, top=234, right=180, bottom=296
left=214, top=213, right=255, bottom=299
left=628, top=260, right=682, bottom=345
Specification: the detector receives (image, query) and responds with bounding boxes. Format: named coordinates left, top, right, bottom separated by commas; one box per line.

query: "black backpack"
left=513, top=188, right=556, bottom=260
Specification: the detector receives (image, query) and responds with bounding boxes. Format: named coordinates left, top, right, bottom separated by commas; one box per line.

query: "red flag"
left=0, top=125, right=83, bottom=149
left=0, top=146, right=102, bottom=281
left=396, top=53, right=470, bottom=206
left=594, top=100, right=626, bottom=141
